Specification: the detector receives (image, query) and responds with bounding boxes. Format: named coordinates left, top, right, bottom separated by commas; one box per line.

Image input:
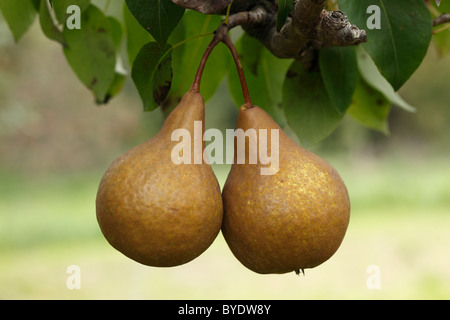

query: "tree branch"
left=242, top=0, right=367, bottom=59
left=311, top=10, right=368, bottom=49
left=227, top=5, right=268, bottom=29
left=171, top=0, right=232, bottom=14
left=433, top=13, right=450, bottom=27
left=172, top=0, right=367, bottom=59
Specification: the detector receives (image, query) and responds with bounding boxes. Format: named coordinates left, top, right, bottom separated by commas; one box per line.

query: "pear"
left=96, top=89, right=223, bottom=267
left=221, top=105, right=350, bottom=274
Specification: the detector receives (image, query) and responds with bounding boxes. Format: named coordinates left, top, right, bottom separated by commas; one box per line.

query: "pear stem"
left=190, top=22, right=253, bottom=110
left=191, top=35, right=221, bottom=94
left=222, top=34, right=253, bottom=109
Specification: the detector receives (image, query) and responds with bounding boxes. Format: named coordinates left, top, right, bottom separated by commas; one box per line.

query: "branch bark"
left=227, top=5, right=268, bottom=29
left=241, top=0, right=367, bottom=59
left=433, top=13, right=450, bottom=27
left=171, top=0, right=232, bottom=14
left=172, top=0, right=367, bottom=59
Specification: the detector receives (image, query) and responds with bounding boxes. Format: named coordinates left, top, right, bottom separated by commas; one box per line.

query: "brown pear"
left=221, top=105, right=350, bottom=274
left=96, top=90, right=223, bottom=267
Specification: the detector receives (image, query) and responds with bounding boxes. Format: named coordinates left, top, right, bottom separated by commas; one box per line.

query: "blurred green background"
left=1, top=4, right=450, bottom=299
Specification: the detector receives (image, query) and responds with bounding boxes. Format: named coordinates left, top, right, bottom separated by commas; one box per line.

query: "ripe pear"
left=221, top=105, right=350, bottom=274
left=96, top=89, right=223, bottom=267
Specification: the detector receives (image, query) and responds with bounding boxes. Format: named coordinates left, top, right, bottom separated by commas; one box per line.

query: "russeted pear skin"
left=221, top=106, right=350, bottom=274
left=96, top=90, right=223, bottom=267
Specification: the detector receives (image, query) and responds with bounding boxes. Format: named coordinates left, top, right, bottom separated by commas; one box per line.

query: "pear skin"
left=96, top=90, right=223, bottom=267
left=222, top=105, right=350, bottom=274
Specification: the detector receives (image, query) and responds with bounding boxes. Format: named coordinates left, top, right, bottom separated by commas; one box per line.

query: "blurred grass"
left=1, top=156, right=449, bottom=300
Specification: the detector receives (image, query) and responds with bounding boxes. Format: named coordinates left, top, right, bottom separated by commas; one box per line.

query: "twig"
left=173, top=0, right=367, bottom=59
left=433, top=23, right=450, bottom=34
left=227, top=5, right=268, bottom=29
left=172, top=0, right=232, bottom=14
left=433, top=13, right=450, bottom=27
left=237, top=0, right=367, bottom=58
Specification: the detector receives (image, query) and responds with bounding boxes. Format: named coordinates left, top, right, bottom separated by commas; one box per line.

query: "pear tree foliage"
left=1, top=0, right=449, bottom=145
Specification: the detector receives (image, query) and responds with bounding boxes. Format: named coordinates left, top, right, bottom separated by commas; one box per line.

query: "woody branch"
left=172, top=0, right=368, bottom=59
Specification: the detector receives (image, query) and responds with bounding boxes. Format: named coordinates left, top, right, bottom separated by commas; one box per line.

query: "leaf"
left=39, top=0, right=66, bottom=45
left=347, top=77, right=391, bottom=134
left=171, top=0, right=231, bottom=14
left=240, top=33, right=264, bottom=76
left=0, top=0, right=38, bottom=41
left=171, top=11, right=228, bottom=102
left=39, top=0, right=91, bottom=45
left=107, top=16, right=123, bottom=51
left=104, top=72, right=127, bottom=104
left=228, top=33, right=291, bottom=127
left=125, top=0, right=184, bottom=48
left=282, top=61, right=344, bottom=146
left=103, top=17, right=126, bottom=104
left=131, top=42, right=173, bottom=111
left=123, top=2, right=153, bottom=66
left=356, top=47, right=415, bottom=112
left=30, top=0, right=39, bottom=10
left=52, top=0, right=90, bottom=24
left=63, top=4, right=117, bottom=103
left=152, top=52, right=173, bottom=106
left=339, top=0, right=432, bottom=90
left=319, top=46, right=358, bottom=114
left=431, top=0, right=450, bottom=13
left=276, top=0, right=294, bottom=32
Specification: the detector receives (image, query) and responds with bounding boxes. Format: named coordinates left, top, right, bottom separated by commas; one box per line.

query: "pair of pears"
left=96, top=89, right=350, bottom=274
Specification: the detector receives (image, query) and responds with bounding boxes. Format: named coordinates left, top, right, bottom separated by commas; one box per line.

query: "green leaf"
left=282, top=61, right=344, bottom=146
left=347, top=77, right=391, bottom=134
left=30, top=0, right=39, bottom=10
left=39, top=0, right=66, bottom=45
left=104, top=72, right=126, bottom=104
left=431, top=0, right=450, bottom=14
left=107, top=16, right=123, bottom=51
left=356, top=47, right=415, bottom=112
left=227, top=34, right=263, bottom=105
left=124, top=0, right=184, bottom=48
left=319, top=46, right=358, bottom=114
left=339, top=0, right=432, bottom=90
left=239, top=33, right=264, bottom=76
left=131, top=42, right=173, bottom=111
left=104, top=17, right=126, bottom=104
left=171, top=11, right=228, bottom=102
left=63, top=4, right=117, bottom=103
left=52, top=0, right=90, bottom=24
left=228, top=33, right=291, bottom=127
left=276, top=0, right=293, bottom=32
left=38, top=0, right=91, bottom=45
left=123, top=2, right=153, bottom=66
left=0, top=0, right=38, bottom=41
